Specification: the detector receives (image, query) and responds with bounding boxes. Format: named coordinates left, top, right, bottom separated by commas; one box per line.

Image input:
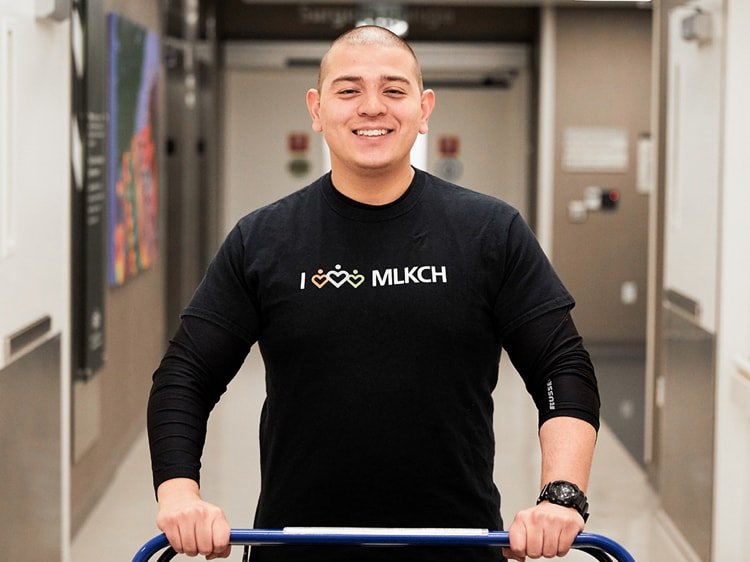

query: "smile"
left=354, top=129, right=390, bottom=137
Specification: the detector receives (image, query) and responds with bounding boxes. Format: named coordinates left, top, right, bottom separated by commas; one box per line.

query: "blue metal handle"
left=133, top=528, right=635, bottom=562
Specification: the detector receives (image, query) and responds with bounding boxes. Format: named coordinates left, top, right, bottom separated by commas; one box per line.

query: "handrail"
left=133, top=528, right=635, bottom=562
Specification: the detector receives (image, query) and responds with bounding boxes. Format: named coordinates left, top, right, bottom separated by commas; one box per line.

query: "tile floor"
left=72, top=349, right=698, bottom=561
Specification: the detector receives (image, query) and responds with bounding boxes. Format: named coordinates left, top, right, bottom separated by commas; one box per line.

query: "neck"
left=330, top=165, right=415, bottom=206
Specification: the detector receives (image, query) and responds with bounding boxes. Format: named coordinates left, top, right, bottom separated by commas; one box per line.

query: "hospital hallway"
left=4, top=1, right=750, bottom=561
left=72, top=350, right=693, bottom=561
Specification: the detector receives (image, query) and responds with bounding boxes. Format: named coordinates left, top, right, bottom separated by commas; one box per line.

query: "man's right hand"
left=156, top=478, right=231, bottom=560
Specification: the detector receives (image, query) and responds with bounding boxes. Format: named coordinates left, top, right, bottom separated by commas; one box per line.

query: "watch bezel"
left=537, top=480, right=589, bottom=522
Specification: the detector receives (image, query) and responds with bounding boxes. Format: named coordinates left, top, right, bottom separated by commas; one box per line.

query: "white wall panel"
left=713, top=0, right=750, bottom=557
left=0, top=4, right=71, bottom=562
left=663, top=2, right=722, bottom=334
left=0, top=13, right=70, bottom=367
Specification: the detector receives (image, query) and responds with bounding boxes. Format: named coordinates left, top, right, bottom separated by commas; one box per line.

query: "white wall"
left=0, top=1, right=71, bottom=560
left=713, top=0, right=750, bottom=557
left=223, top=68, right=325, bottom=232
left=0, top=1, right=70, bottom=360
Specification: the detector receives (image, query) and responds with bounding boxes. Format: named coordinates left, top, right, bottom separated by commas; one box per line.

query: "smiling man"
left=305, top=29, right=434, bottom=204
left=148, top=26, right=600, bottom=562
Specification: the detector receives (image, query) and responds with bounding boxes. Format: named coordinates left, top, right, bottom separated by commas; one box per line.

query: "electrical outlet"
left=621, top=281, right=638, bottom=305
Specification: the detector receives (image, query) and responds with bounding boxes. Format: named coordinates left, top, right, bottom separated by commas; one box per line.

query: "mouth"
left=353, top=129, right=392, bottom=137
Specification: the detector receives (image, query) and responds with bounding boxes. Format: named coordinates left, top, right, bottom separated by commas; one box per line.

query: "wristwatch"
left=536, top=480, right=589, bottom=522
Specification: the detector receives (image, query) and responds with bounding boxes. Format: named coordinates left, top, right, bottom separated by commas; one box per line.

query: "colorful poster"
left=107, top=14, right=159, bottom=286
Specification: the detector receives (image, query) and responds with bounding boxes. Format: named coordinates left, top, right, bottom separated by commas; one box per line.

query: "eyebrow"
left=329, top=75, right=412, bottom=88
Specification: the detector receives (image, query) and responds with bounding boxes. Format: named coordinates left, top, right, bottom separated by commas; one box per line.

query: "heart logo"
left=347, top=274, right=365, bottom=288
left=311, top=272, right=328, bottom=288
left=326, top=270, right=349, bottom=288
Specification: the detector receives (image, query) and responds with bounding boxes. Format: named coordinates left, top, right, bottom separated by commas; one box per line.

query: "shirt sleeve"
left=492, top=213, right=575, bottom=336
left=503, top=306, right=601, bottom=431
left=147, top=315, right=251, bottom=492
left=147, top=223, right=259, bottom=493
left=182, top=222, right=261, bottom=344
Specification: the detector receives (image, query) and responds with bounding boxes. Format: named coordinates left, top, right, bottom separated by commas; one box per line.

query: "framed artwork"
left=107, top=13, right=160, bottom=287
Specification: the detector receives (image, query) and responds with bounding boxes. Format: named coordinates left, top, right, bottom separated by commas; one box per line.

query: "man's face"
left=306, top=43, right=435, bottom=179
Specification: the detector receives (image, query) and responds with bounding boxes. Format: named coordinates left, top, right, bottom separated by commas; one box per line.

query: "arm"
left=540, top=415, right=596, bottom=491
left=503, top=417, right=596, bottom=560
left=148, top=315, right=251, bottom=559
left=501, top=307, right=600, bottom=560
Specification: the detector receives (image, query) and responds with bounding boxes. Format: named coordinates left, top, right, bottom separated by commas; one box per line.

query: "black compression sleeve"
left=503, top=307, right=600, bottom=431
left=147, top=314, right=252, bottom=493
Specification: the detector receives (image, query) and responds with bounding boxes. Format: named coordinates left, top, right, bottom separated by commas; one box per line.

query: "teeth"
left=356, top=129, right=388, bottom=137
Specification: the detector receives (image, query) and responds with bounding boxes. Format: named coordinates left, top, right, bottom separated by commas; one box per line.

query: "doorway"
left=221, top=42, right=532, bottom=228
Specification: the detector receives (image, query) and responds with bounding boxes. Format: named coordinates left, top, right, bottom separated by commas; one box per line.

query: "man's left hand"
left=502, top=501, right=584, bottom=561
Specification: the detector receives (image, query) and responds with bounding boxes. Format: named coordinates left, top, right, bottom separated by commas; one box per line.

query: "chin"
left=358, top=163, right=404, bottom=177
left=356, top=155, right=410, bottom=172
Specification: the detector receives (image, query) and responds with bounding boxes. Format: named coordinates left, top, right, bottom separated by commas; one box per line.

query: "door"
left=426, top=71, right=531, bottom=220
left=657, top=2, right=723, bottom=559
left=222, top=42, right=531, bottom=231
left=223, top=67, right=326, bottom=231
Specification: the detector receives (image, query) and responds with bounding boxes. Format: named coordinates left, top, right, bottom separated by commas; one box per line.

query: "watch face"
left=549, top=482, right=578, bottom=504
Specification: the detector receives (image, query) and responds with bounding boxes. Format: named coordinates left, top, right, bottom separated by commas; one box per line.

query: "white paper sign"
left=562, top=127, right=629, bottom=173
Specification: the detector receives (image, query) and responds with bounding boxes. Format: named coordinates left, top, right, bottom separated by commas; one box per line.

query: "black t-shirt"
left=148, top=169, right=598, bottom=562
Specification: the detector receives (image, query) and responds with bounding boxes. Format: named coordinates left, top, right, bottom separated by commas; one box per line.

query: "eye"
left=384, top=88, right=406, bottom=96
left=336, top=88, right=359, bottom=96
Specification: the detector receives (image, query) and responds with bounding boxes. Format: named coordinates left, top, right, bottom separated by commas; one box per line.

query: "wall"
left=70, top=0, right=167, bottom=536
left=0, top=4, right=69, bottom=359
left=426, top=74, right=530, bottom=220
left=552, top=7, right=652, bottom=344
left=713, top=0, right=750, bottom=557
left=0, top=2, right=71, bottom=559
left=223, top=67, right=326, bottom=231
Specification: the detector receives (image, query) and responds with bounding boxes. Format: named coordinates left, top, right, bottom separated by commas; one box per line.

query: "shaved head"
left=318, top=25, right=423, bottom=91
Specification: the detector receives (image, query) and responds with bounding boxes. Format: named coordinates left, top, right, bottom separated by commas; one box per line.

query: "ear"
left=418, top=89, right=436, bottom=135
left=306, top=88, right=323, bottom=132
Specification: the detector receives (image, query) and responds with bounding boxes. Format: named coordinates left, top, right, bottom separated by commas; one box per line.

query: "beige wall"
left=70, top=0, right=166, bottom=536
left=552, top=7, right=652, bottom=344
left=223, top=68, right=325, bottom=232
left=426, top=73, right=531, bottom=220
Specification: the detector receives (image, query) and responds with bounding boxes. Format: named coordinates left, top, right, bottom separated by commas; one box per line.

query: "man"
left=148, top=26, right=600, bottom=562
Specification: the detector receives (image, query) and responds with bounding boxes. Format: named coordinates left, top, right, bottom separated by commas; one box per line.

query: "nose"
left=357, top=91, right=387, bottom=117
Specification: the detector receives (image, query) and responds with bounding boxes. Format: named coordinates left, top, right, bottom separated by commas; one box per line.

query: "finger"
left=206, top=544, right=232, bottom=560
left=508, top=519, right=528, bottom=560
left=212, top=512, right=231, bottom=555
left=501, top=547, right=525, bottom=562
left=180, top=520, right=198, bottom=557
left=557, top=521, right=581, bottom=557
left=164, top=525, right=184, bottom=555
left=524, top=524, right=543, bottom=559
left=542, top=526, right=562, bottom=558
left=157, top=514, right=183, bottom=554
left=195, top=511, right=215, bottom=556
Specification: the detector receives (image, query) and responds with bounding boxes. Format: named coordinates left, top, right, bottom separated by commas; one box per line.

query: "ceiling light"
left=355, top=5, right=409, bottom=37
